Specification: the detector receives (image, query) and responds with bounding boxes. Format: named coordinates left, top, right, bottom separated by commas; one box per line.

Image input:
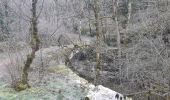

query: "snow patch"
left=86, top=85, right=132, bottom=100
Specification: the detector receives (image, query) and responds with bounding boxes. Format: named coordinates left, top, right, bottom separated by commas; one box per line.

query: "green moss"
left=14, top=81, right=30, bottom=91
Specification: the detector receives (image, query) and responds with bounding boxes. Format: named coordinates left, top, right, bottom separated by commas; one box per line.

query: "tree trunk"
left=15, top=0, right=40, bottom=91
left=78, top=1, right=84, bottom=42
left=113, top=0, right=121, bottom=81
left=88, top=4, right=92, bottom=35
left=79, top=19, right=82, bottom=41
left=125, top=0, right=132, bottom=80
left=93, top=0, right=101, bottom=85
left=124, top=0, right=131, bottom=47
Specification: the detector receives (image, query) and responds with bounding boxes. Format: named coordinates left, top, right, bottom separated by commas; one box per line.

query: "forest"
left=0, top=0, right=170, bottom=100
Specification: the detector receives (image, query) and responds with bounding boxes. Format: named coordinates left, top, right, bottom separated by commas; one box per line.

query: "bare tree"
left=15, top=0, right=40, bottom=91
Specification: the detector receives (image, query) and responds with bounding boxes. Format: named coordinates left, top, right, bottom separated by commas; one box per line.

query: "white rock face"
left=86, top=85, right=132, bottom=100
